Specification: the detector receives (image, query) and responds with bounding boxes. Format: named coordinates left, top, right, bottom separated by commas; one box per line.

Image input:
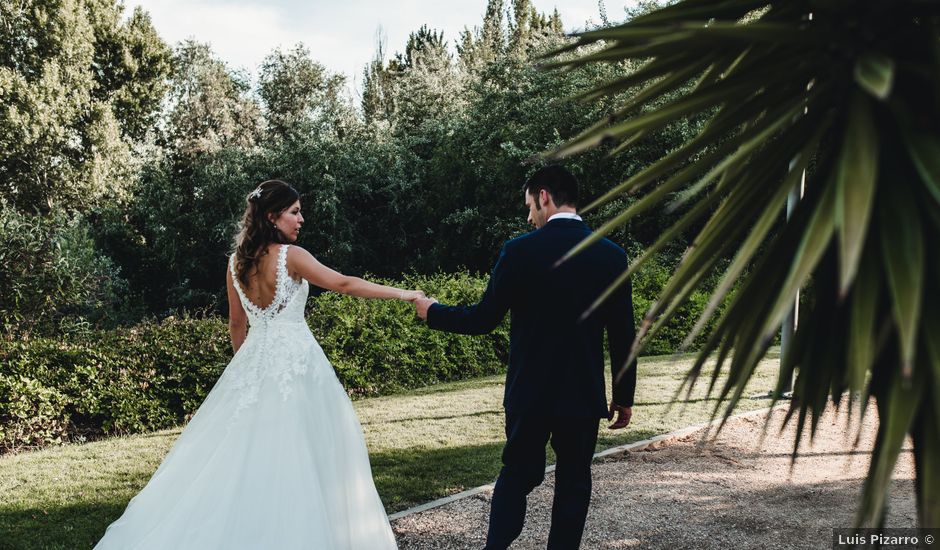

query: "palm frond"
left=543, top=0, right=940, bottom=527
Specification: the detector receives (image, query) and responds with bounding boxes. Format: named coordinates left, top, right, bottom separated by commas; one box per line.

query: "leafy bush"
left=630, top=252, right=735, bottom=356
left=0, top=205, right=140, bottom=337
left=0, top=373, right=70, bottom=450
left=0, top=273, right=508, bottom=452
left=312, top=272, right=508, bottom=395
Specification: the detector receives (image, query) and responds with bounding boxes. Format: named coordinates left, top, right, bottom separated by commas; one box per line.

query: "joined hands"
left=400, top=290, right=426, bottom=302
left=399, top=289, right=437, bottom=320
left=414, top=296, right=438, bottom=320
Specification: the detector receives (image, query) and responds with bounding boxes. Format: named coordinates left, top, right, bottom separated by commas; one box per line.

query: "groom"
left=415, top=165, right=637, bottom=549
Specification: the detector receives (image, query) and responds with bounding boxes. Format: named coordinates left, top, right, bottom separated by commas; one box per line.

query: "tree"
left=508, top=0, right=563, bottom=56
left=163, top=40, right=263, bottom=158
left=389, top=27, right=460, bottom=135
left=362, top=25, right=460, bottom=134
left=510, top=0, right=532, bottom=51
left=362, top=31, right=397, bottom=125
left=395, top=25, right=448, bottom=70
left=481, top=0, right=505, bottom=58
left=457, top=0, right=506, bottom=72
left=104, top=41, right=265, bottom=313
left=545, top=0, right=940, bottom=528
left=88, top=5, right=172, bottom=142
left=0, top=0, right=166, bottom=212
left=258, top=44, right=350, bottom=142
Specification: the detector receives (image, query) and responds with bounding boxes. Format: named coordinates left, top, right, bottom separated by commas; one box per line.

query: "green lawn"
left=0, top=351, right=781, bottom=549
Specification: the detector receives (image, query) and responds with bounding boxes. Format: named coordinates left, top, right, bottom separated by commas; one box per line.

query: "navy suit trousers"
left=484, top=414, right=599, bottom=550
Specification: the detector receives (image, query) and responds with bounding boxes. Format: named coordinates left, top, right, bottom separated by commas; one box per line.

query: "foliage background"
left=0, top=0, right=729, bottom=452
left=1, top=0, right=701, bottom=329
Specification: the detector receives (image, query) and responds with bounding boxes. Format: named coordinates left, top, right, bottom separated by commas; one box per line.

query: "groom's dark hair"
left=522, top=165, right=579, bottom=209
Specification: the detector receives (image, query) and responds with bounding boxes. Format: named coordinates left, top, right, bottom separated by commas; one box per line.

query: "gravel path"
left=391, top=403, right=917, bottom=549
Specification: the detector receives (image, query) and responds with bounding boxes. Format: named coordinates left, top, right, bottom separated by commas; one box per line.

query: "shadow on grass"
left=0, top=501, right=125, bottom=550
left=372, top=442, right=505, bottom=513
left=375, top=427, right=665, bottom=513
left=0, top=427, right=672, bottom=549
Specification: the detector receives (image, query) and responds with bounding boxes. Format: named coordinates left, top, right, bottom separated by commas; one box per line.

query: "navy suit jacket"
left=427, top=218, right=637, bottom=418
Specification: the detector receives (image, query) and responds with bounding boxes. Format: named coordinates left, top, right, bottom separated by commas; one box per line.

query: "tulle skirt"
left=95, top=321, right=398, bottom=549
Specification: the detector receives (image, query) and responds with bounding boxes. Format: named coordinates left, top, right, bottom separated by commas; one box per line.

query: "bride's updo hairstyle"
left=233, top=179, right=300, bottom=287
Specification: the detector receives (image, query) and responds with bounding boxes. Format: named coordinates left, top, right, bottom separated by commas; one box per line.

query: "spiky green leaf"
left=879, top=185, right=925, bottom=377
left=859, top=370, right=922, bottom=526
left=903, top=130, right=940, bottom=207
left=854, top=52, right=895, bottom=100
left=835, top=93, right=879, bottom=295
left=846, top=247, right=880, bottom=392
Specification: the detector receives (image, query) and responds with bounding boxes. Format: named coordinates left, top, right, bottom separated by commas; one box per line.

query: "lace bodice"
left=229, top=244, right=307, bottom=325
left=225, top=244, right=316, bottom=421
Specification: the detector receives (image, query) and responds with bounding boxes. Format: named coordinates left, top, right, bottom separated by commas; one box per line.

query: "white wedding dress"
left=95, top=244, right=398, bottom=549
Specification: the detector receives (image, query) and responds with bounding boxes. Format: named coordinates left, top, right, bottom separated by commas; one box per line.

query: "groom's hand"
left=607, top=402, right=632, bottom=430
left=415, top=297, right=438, bottom=320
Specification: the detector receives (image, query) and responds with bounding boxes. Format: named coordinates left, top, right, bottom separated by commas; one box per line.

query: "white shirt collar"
left=547, top=212, right=583, bottom=222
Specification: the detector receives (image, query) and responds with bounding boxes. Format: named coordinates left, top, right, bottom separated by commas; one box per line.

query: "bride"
left=95, top=180, right=418, bottom=549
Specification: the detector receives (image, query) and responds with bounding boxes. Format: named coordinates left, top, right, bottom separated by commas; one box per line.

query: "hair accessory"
left=247, top=186, right=263, bottom=200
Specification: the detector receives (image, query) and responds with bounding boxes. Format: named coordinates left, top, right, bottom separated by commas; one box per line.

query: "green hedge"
left=311, top=272, right=508, bottom=394
left=0, top=266, right=731, bottom=453
left=629, top=253, right=731, bottom=356
left=0, top=273, right=508, bottom=452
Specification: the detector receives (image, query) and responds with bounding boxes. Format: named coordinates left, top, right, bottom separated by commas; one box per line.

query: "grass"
left=0, top=350, right=782, bottom=549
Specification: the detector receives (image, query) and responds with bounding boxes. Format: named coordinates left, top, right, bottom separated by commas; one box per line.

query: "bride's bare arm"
left=288, top=246, right=423, bottom=301
left=226, top=267, right=248, bottom=352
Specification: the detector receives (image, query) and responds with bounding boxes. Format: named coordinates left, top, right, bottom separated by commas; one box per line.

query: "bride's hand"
left=401, top=290, right=426, bottom=302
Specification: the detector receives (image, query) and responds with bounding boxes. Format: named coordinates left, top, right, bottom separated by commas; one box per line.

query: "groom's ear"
left=539, top=189, right=554, bottom=209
